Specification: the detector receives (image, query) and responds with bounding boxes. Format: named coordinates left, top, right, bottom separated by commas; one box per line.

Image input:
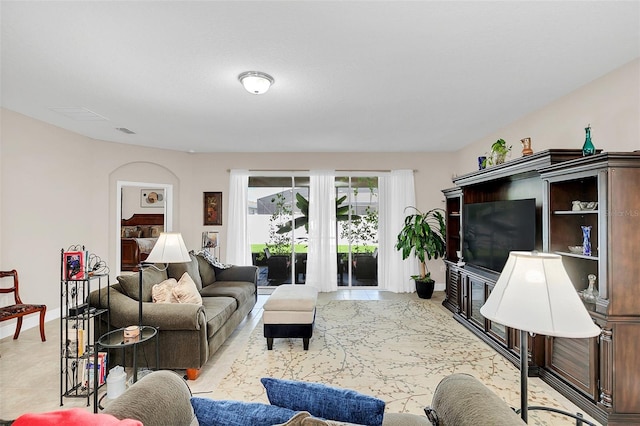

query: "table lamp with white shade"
left=138, top=232, right=191, bottom=327
left=481, top=251, right=601, bottom=424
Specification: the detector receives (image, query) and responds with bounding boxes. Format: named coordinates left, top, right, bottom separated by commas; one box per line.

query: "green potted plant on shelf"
left=483, top=138, right=512, bottom=167
left=395, top=207, right=446, bottom=299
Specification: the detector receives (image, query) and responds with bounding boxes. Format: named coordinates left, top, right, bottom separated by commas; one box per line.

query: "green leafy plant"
left=276, top=193, right=358, bottom=234
left=395, top=207, right=446, bottom=281
left=266, top=193, right=292, bottom=255
left=483, top=138, right=512, bottom=167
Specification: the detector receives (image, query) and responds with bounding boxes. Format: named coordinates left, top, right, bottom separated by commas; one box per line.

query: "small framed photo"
left=202, top=231, right=219, bottom=249
left=141, top=189, right=164, bottom=208
left=203, top=192, right=222, bottom=225
left=63, top=251, right=86, bottom=280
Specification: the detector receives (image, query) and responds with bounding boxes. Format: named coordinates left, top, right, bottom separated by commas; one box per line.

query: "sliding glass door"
left=248, top=176, right=308, bottom=286
left=248, top=173, right=378, bottom=288
left=336, top=176, right=379, bottom=287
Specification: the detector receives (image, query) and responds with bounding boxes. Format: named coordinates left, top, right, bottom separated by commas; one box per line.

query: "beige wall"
left=0, top=109, right=452, bottom=336
left=1, top=58, right=638, bottom=335
left=454, top=58, right=640, bottom=176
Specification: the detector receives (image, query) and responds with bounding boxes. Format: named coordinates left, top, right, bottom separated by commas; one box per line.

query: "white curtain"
left=378, top=170, right=417, bottom=292
left=226, top=170, right=252, bottom=266
left=305, top=170, right=337, bottom=292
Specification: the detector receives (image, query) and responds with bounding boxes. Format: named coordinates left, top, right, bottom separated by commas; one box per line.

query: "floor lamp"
left=138, top=232, right=191, bottom=327
left=480, top=251, right=601, bottom=424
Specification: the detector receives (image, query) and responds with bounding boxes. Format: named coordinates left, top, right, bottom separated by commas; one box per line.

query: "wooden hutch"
left=442, top=149, right=640, bottom=425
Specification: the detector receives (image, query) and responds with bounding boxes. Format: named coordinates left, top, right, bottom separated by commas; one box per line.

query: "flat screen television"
left=462, top=198, right=536, bottom=273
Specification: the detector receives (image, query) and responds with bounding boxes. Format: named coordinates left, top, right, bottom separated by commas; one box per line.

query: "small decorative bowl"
left=581, top=201, right=598, bottom=210
left=568, top=246, right=584, bottom=254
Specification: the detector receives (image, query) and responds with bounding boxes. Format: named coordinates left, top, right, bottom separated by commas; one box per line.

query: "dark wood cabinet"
left=442, top=150, right=640, bottom=425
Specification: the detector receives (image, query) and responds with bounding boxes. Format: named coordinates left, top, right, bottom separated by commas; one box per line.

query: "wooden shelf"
left=553, top=210, right=598, bottom=215
left=555, top=251, right=599, bottom=260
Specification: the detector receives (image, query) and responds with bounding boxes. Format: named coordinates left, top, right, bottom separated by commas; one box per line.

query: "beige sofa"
left=89, top=253, right=258, bottom=370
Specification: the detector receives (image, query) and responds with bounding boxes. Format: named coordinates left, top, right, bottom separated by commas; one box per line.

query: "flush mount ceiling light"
left=238, top=71, right=274, bottom=95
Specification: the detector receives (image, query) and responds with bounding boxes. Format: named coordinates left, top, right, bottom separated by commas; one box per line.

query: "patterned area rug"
left=209, top=299, right=592, bottom=425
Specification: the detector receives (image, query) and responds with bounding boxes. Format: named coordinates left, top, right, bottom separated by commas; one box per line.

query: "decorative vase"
left=581, top=225, right=592, bottom=256
left=494, top=152, right=507, bottom=165
left=478, top=156, right=486, bottom=170
left=521, top=137, right=533, bottom=156
left=582, top=125, right=596, bottom=156
left=582, top=274, right=599, bottom=304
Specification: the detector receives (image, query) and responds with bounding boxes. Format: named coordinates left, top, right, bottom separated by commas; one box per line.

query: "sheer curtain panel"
left=305, top=170, right=337, bottom=292
left=378, top=170, right=417, bottom=292
left=226, top=170, right=252, bottom=266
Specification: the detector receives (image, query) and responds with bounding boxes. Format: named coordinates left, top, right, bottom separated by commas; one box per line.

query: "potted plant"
left=395, top=207, right=446, bottom=299
left=483, top=138, right=512, bottom=167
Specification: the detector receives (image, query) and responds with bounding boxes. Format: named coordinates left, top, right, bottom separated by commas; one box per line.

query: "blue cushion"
left=261, top=378, right=385, bottom=426
left=190, top=397, right=297, bottom=426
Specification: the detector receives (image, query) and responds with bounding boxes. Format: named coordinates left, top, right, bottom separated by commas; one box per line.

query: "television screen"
left=462, top=198, right=536, bottom=273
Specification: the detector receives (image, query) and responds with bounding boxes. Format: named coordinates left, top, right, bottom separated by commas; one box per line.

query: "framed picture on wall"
left=202, top=231, right=218, bottom=249
left=203, top=192, right=222, bottom=225
left=141, top=189, right=165, bottom=208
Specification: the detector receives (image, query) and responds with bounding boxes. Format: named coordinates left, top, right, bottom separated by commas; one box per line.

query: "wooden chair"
left=0, top=269, right=46, bottom=341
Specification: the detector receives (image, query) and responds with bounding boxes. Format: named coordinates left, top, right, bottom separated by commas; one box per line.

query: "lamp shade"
left=145, top=232, right=191, bottom=264
left=481, top=251, right=600, bottom=338
left=238, top=71, right=274, bottom=94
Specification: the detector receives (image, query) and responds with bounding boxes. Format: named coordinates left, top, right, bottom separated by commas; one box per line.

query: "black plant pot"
left=415, top=279, right=435, bottom=299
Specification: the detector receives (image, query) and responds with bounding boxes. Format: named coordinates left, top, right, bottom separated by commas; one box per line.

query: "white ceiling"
left=1, top=1, right=638, bottom=153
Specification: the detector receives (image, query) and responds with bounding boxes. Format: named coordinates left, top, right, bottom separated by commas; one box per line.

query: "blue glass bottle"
left=582, top=226, right=592, bottom=256
left=582, top=126, right=596, bottom=156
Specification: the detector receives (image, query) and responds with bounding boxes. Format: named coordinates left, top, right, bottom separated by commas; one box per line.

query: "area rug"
left=208, top=299, right=588, bottom=425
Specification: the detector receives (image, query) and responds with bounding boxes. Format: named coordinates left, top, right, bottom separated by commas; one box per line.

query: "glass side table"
left=95, top=326, right=159, bottom=409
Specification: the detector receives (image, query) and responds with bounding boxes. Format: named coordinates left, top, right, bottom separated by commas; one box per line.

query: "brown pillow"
left=172, top=273, right=202, bottom=305
left=152, top=278, right=178, bottom=303
left=140, top=226, right=153, bottom=238
left=150, top=226, right=162, bottom=238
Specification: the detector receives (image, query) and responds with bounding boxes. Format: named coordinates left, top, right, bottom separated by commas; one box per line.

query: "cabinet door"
left=486, top=285, right=507, bottom=344
left=468, top=276, right=486, bottom=329
left=460, top=274, right=469, bottom=319
left=545, top=335, right=598, bottom=400
left=445, top=264, right=461, bottom=313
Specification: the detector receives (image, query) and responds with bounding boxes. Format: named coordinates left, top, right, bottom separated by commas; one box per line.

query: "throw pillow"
left=192, top=249, right=233, bottom=269
left=190, top=398, right=297, bottom=426
left=261, top=378, right=385, bottom=426
left=12, top=408, right=142, bottom=426
left=117, top=267, right=168, bottom=302
left=172, top=272, right=203, bottom=305
left=274, top=412, right=362, bottom=426
left=167, top=253, right=203, bottom=291
left=152, top=278, right=178, bottom=303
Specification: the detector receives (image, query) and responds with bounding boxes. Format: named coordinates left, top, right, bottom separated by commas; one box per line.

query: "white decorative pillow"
left=172, top=272, right=203, bottom=305
left=152, top=278, right=178, bottom=303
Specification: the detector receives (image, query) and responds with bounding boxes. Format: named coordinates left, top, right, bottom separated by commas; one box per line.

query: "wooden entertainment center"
left=442, top=149, right=640, bottom=425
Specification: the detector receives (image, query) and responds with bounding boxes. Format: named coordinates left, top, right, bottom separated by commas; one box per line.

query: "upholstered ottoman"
left=263, top=284, right=318, bottom=350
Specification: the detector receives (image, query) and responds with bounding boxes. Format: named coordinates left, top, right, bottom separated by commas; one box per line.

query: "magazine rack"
left=59, top=248, right=109, bottom=412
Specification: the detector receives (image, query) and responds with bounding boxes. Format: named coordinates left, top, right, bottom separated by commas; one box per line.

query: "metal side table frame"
left=95, top=326, right=159, bottom=410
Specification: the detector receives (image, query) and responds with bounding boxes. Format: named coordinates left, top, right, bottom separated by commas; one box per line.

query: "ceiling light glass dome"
left=238, top=71, right=274, bottom=95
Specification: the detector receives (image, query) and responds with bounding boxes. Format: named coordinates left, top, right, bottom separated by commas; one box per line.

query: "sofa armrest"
left=215, top=265, right=258, bottom=284
left=426, top=374, right=525, bottom=426
left=91, top=287, right=205, bottom=331
left=104, top=370, right=197, bottom=426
